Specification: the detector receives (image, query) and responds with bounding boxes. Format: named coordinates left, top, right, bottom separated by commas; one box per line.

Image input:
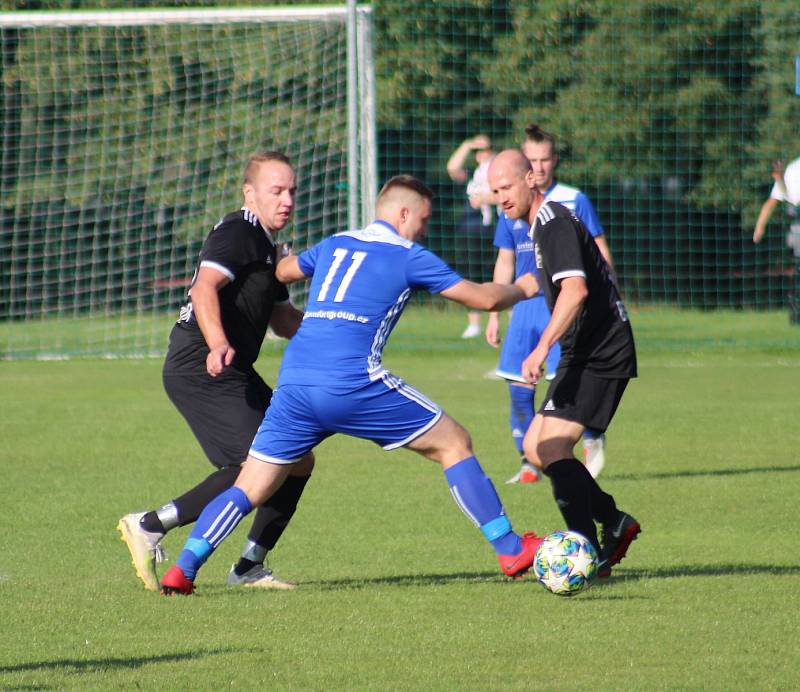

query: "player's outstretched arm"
left=441, top=272, right=539, bottom=312
left=276, top=255, right=308, bottom=284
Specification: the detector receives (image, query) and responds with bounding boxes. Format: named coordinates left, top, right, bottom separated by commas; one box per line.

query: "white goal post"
left=0, top=4, right=376, bottom=359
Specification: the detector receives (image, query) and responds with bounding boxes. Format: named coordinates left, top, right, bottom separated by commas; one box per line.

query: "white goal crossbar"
left=0, top=7, right=361, bottom=27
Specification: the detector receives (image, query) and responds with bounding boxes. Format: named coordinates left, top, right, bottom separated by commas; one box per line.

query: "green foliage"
left=2, top=0, right=800, bottom=342
left=743, top=1, right=800, bottom=223
left=373, top=0, right=505, bottom=131
left=484, top=1, right=767, bottom=210
left=1, top=307, right=800, bottom=688
left=2, top=0, right=798, bottom=217
left=373, top=0, right=799, bottom=226
left=3, top=20, right=347, bottom=239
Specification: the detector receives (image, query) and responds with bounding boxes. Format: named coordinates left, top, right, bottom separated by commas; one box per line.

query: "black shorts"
left=538, top=367, right=630, bottom=432
left=162, top=367, right=272, bottom=468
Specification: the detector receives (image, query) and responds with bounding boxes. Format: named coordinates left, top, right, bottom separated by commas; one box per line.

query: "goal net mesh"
left=1, top=9, right=353, bottom=358
left=3, top=2, right=800, bottom=359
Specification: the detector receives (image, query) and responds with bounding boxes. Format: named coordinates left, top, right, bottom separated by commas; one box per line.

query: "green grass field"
left=2, top=307, right=799, bottom=689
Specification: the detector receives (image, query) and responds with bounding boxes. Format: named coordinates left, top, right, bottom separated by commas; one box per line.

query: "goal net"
left=0, top=6, right=375, bottom=359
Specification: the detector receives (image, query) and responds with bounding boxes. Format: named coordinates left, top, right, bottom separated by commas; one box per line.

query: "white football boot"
left=583, top=434, right=606, bottom=479
left=227, top=562, right=296, bottom=590
left=117, top=512, right=166, bottom=591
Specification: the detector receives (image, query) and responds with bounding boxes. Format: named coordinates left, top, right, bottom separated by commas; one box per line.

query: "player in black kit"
left=488, top=149, right=640, bottom=577
left=118, top=151, right=314, bottom=591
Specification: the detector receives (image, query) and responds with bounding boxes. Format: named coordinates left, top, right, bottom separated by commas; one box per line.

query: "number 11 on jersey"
left=317, top=249, right=367, bottom=303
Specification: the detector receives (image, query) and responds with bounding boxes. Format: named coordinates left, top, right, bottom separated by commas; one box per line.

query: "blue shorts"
left=496, top=295, right=561, bottom=383
left=249, top=370, right=442, bottom=464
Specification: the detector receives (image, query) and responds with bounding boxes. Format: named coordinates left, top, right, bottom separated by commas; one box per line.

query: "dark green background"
left=2, top=0, right=799, bottom=319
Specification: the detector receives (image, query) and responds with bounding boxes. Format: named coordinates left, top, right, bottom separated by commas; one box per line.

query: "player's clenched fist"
left=206, top=343, right=235, bottom=376
left=521, top=345, right=547, bottom=385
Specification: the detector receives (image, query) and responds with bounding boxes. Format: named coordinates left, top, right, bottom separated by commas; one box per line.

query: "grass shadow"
left=199, top=571, right=504, bottom=594
left=204, top=562, right=800, bottom=594
left=607, top=563, right=800, bottom=580
left=609, top=464, right=800, bottom=482
left=0, top=646, right=254, bottom=677
left=307, top=571, right=506, bottom=589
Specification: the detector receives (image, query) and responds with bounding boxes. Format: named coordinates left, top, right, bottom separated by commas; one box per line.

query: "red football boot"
left=160, top=565, right=195, bottom=596
left=498, top=532, right=543, bottom=579
left=597, top=511, right=641, bottom=579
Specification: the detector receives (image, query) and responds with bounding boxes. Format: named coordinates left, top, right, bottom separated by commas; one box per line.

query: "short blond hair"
left=243, top=151, right=292, bottom=185
left=377, top=175, right=434, bottom=203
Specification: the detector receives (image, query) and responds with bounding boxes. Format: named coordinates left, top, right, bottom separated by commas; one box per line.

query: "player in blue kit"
left=486, top=125, right=613, bottom=483
left=159, top=175, right=544, bottom=594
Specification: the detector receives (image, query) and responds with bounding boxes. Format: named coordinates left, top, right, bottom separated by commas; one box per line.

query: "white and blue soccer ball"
left=533, top=530, right=598, bottom=596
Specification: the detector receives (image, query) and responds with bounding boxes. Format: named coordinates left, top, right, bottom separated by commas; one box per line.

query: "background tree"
left=2, top=0, right=799, bottom=316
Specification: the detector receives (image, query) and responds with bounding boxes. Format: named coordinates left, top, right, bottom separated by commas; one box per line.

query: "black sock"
left=171, top=465, right=240, bottom=526
left=234, top=558, right=259, bottom=576
left=139, top=512, right=166, bottom=534
left=543, top=458, right=600, bottom=552
left=247, top=474, right=311, bottom=549
left=233, top=474, right=311, bottom=573
left=585, top=473, right=618, bottom=526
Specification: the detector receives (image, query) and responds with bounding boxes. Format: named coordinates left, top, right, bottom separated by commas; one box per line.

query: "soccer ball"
left=533, top=530, right=598, bottom=596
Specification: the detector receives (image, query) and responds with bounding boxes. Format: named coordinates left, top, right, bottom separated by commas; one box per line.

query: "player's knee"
left=411, top=414, right=473, bottom=464
left=238, top=456, right=293, bottom=505
left=444, top=417, right=473, bottom=457
left=535, top=437, right=573, bottom=466
left=290, top=451, right=315, bottom=476
left=454, top=439, right=474, bottom=461
left=522, top=437, right=539, bottom=465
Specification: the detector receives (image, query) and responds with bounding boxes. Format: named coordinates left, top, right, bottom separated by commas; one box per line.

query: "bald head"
left=375, top=175, right=434, bottom=241
left=489, top=149, right=532, bottom=180
left=488, top=149, right=540, bottom=222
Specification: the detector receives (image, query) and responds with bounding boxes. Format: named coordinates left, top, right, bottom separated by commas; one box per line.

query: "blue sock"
left=508, top=384, right=535, bottom=455
left=444, top=456, right=522, bottom=556
left=176, top=487, right=253, bottom=580
left=584, top=428, right=602, bottom=440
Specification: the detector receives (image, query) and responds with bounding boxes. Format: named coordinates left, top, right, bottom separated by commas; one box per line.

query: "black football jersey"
left=531, top=202, right=636, bottom=378
left=164, top=208, right=290, bottom=374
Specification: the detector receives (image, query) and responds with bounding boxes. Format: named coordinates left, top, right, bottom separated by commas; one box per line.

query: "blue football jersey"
left=543, top=181, right=605, bottom=238
left=278, top=221, right=462, bottom=386
left=493, top=215, right=537, bottom=281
